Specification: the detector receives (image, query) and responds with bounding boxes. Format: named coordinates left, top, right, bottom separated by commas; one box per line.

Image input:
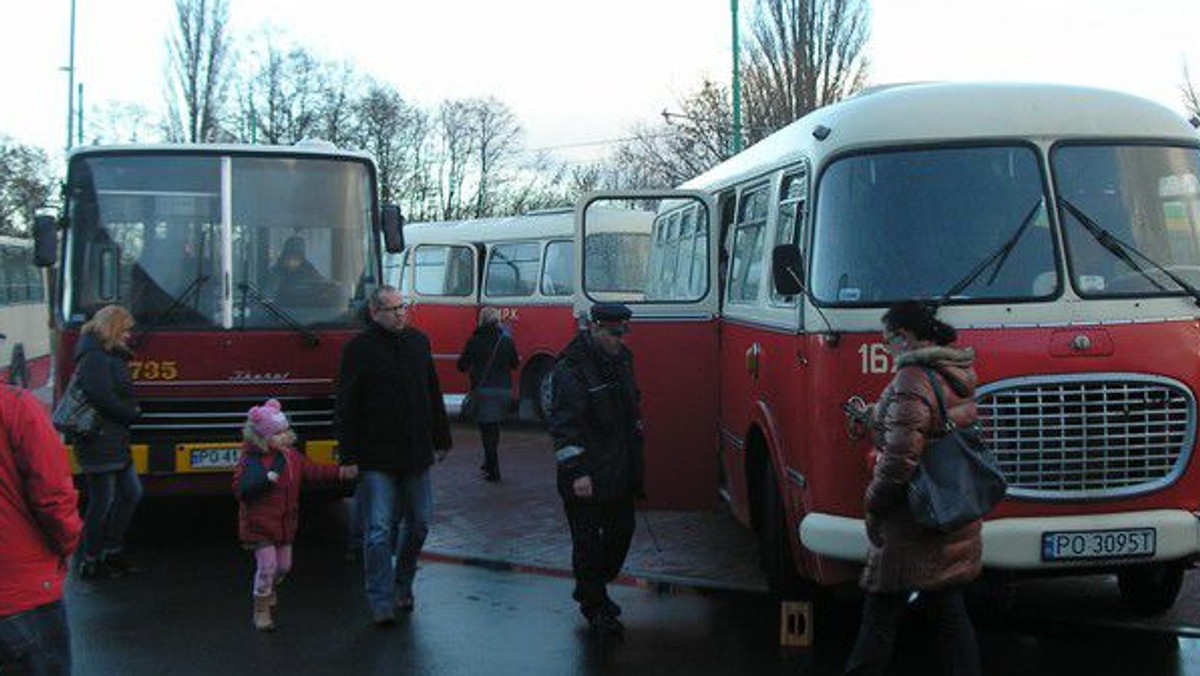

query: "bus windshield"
left=1054, top=144, right=1200, bottom=298
left=810, top=145, right=1054, bottom=305
left=64, top=152, right=375, bottom=328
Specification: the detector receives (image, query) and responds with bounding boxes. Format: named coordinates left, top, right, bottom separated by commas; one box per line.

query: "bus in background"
left=385, top=207, right=652, bottom=422
left=579, top=82, right=1200, bottom=613
left=0, top=236, right=51, bottom=389
left=35, top=142, right=403, bottom=494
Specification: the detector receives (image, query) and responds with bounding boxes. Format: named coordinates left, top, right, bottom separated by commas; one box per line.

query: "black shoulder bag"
left=907, top=367, right=1007, bottom=532
left=460, top=334, right=505, bottom=422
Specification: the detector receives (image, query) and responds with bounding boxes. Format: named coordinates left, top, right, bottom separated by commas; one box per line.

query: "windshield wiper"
left=237, top=280, right=321, bottom=347
left=1060, top=198, right=1200, bottom=306
left=133, top=273, right=211, bottom=345
left=936, top=198, right=1044, bottom=307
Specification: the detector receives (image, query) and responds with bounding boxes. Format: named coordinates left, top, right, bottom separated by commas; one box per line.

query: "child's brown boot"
left=253, top=593, right=276, bottom=631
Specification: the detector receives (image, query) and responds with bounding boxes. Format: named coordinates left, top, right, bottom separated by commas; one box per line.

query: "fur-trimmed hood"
left=895, top=345, right=976, bottom=398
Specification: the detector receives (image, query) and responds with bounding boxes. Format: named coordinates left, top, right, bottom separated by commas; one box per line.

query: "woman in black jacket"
left=73, top=305, right=144, bottom=580
left=456, top=307, right=519, bottom=482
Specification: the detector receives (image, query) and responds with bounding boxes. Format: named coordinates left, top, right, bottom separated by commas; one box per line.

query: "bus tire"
left=1117, top=562, right=1185, bottom=615
left=759, top=458, right=806, bottom=597
left=535, top=365, right=554, bottom=422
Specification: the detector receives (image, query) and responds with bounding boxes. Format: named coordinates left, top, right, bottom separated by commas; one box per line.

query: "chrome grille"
left=131, top=396, right=336, bottom=444
left=977, top=375, right=1195, bottom=499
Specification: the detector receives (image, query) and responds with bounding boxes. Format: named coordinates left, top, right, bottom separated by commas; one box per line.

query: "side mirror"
left=771, top=244, right=805, bottom=296
left=33, top=214, right=58, bottom=267
left=381, top=204, right=405, bottom=253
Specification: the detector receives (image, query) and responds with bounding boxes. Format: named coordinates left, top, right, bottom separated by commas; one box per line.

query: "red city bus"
left=385, top=208, right=652, bottom=422
left=578, top=82, right=1200, bottom=612
left=35, top=142, right=403, bottom=494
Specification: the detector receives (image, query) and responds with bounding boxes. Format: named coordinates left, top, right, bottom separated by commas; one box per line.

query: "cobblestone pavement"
left=425, top=421, right=768, bottom=592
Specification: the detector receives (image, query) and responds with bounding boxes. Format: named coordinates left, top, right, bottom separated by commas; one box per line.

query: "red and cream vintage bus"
left=0, top=236, right=51, bottom=389
left=385, top=207, right=652, bottom=421
left=576, top=82, right=1200, bottom=612
left=35, top=142, right=403, bottom=494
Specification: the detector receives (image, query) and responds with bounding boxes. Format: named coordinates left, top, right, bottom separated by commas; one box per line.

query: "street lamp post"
left=65, top=0, right=77, bottom=151
left=730, top=0, right=742, bottom=155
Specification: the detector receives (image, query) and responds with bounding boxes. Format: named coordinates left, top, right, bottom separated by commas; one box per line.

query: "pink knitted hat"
left=248, top=399, right=289, bottom=439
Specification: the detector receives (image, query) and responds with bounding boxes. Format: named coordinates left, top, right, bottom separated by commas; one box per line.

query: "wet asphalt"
left=60, top=493, right=1200, bottom=676
left=48, top=421, right=1200, bottom=676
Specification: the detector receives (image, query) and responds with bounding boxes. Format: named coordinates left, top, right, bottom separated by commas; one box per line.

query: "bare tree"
left=1183, top=63, right=1200, bottom=123
left=467, top=97, right=523, bottom=218
left=609, top=79, right=735, bottom=188
left=86, top=101, right=160, bottom=144
left=0, top=139, right=55, bottom=235
left=432, top=100, right=475, bottom=219
left=165, top=0, right=233, bottom=142
left=351, top=83, right=428, bottom=212
left=237, top=40, right=326, bottom=144
left=315, top=61, right=368, bottom=149
left=742, top=0, right=870, bottom=143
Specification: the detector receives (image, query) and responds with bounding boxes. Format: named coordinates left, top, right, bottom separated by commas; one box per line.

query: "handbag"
left=52, top=373, right=101, bottom=437
left=459, top=333, right=505, bottom=422
left=907, top=367, right=1007, bottom=532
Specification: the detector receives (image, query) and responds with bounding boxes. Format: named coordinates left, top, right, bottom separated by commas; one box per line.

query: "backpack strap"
left=918, top=366, right=954, bottom=433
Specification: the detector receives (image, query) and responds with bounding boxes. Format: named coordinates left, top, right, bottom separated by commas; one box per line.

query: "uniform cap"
left=589, top=303, right=632, bottom=324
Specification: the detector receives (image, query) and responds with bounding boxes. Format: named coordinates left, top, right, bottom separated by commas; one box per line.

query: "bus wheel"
left=1117, top=562, right=1185, bottom=615
left=535, top=366, right=554, bottom=422
left=759, top=460, right=805, bottom=597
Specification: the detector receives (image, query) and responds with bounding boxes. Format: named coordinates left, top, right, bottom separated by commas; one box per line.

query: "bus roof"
left=67, top=141, right=375, bottom=164
left=402, top=207, right=654, bottom=247
left=682, top=81, right=1200, bottom=193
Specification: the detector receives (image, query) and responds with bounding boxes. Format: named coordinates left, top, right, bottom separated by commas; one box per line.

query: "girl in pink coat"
left=233, top=399, right=357, bottom=630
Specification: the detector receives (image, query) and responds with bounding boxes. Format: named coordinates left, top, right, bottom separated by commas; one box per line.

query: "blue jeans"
left=81, top=463, right=143, bottom=561
left=0, top=601, right=71, bottom=675
left=360, top=468, right=433, bottom=613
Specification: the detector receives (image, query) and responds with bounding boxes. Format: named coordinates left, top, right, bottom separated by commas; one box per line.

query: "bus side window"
left=771, top=170, right=807, bottom=305
left=717, top=191, right=737, bottom=305
left=541, top=240, right=573, bottom=296
left=486, top=242, right=539, bottom=297
left=414, top=245, right=474, bottom=297
left=728, top=185, right=769, bottom=304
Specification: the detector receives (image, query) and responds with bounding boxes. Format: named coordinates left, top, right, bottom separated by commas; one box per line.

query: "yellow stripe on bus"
left=65, top=444, right=150, bottom=475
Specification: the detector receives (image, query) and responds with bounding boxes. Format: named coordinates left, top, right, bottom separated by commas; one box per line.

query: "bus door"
left=400, top=241, right=481, bottom=401
left=576, top=192, right=719, bottom=509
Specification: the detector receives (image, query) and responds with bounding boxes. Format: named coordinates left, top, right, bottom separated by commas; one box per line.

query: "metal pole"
left=77, top=82, right=84, bottom=146
left=65, top=0, right=77, bottom=151
left=730, top=0, right=743, bottom=155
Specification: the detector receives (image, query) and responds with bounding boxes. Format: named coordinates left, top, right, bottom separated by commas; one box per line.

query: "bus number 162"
left=858, top=344, right=894, bottom=374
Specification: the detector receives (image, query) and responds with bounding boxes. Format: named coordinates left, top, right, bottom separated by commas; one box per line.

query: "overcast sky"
left=3, top=0, right=1200, bottom=165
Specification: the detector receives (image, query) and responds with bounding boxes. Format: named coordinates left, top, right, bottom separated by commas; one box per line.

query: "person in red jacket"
left=233, top=399, right=357, bottom=631
left=0, top=377, right=84, bottom=674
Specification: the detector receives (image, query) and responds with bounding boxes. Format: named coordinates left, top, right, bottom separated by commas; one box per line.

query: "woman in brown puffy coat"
left=844, top=301, right=982, bottom=676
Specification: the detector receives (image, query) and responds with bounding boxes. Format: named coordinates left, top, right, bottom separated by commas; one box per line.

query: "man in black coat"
left=548, top=303, right=644, bottom=637
left=335, top=286, right=452, bottom=626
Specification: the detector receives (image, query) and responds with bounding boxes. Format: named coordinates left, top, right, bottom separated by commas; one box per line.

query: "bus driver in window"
left=267, top=236, right=328, bottom=307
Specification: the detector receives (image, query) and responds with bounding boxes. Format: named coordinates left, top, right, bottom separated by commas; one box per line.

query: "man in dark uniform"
left=548, top=303, right=644, bottom=637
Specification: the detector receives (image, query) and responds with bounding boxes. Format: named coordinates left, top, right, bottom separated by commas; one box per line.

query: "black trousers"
left=478, top=422, right=501, bottom=473
left=562, top=497, right=635, bottom=614
left=844, top=587, right=981, bottom=676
